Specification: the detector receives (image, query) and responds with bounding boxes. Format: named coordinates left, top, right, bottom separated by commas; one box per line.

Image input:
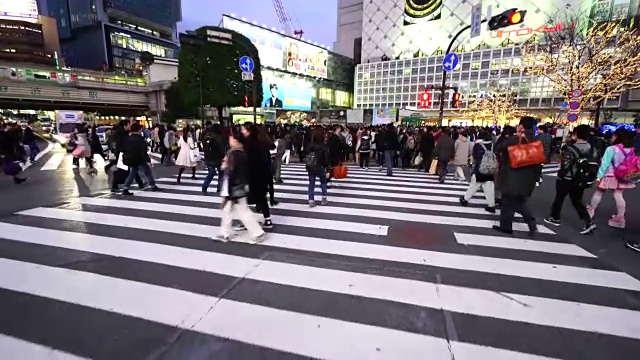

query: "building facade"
left=334, top=0, right=363, bottom=63
left=37, top=0, right=181, bottom=71
left=354, top=0, right=637, bottom=124
left=221, top=14, right=355, bottom=118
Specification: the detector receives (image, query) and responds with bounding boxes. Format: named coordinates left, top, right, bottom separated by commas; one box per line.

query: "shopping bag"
left=428, top=159, right=438, bottom=174
left=508, top=136, right=545, bottom=169
left=333, top=164, right=348, bottom=179
left=72, top=146, right=85, bottom=158
left=189, top=149, right=200, bottom=163
left=116, top=153, right=128, bottom=171
left=413, top=153, right=423, bottom=166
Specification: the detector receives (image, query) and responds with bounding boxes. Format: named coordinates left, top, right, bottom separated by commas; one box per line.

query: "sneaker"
left=321, top=197, right=328, bottom=206
left=543, top=217, right=562, bottom=226
left=625, top=241, right=640, bottom=253
left=122, top=189, right=134, bottom=196
left=148, top=186, right=160, bottom=192
left=586, top=205, right=595, bottom=220
left=484, top=206, right=496, bottom=214
left=233, top=224, right=247, bottom=231
left=214, top=234, right=231, bottom=242
left=458, top=196, right=469, bottom=206
left=13, top=177, right=27, bottom=185
left=309, top=200, right=317, bottom=208
left=250, top=232, right=267, bottom=244
left=579, top=222, right=597, bottom=235
left=262, top=219, right=273, bottom=229
left=608, top=215, right=625, bottom=229
left=270, top=199, right=279, bottom=206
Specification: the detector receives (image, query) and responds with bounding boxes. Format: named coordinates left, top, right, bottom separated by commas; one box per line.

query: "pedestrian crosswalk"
left=0, top=162, right=639, bottom=359
left=27, top=151, right=160, bottom=172
left=542, top=163, right=560, bottom=177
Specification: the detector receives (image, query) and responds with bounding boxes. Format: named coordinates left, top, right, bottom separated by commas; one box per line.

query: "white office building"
left=346, top=0, right=637, bottom=125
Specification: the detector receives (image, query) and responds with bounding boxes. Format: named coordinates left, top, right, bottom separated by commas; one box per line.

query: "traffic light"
left=418, top=91, right=431, bottom=108
left=451, top=92, right=461, bottom=108
left=488, top=8, right=527, bottom=31
left=244, top=95, right=249, bottom=107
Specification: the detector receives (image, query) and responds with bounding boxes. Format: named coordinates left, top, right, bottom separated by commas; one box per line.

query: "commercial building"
left=351, top=0, right=638, bottom=125
left=0, top=0, right=61, bottom=66
left=334, top=0, right=363, bottom=63
left=36, top=0, right=181, bottom=71
left=221, top=14, right=355, bottom=123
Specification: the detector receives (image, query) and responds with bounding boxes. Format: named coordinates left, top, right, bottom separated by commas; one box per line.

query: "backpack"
left=203, top=135, right=223, bottom=163
left=306, top=147, right=324, bottom=174
left=359, top=136, right=371, bottom=152
left=568, top=145, right=599, bottom=188
left=478, top=143, right=498, bottom=175
left=407, top=136, right=416, bottom=150
left=613, top=144, right=640, bottom=183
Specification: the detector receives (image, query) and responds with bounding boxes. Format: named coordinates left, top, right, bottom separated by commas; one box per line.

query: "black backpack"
left=569, top=145, right=599, bottom=188
left=359, top=136, right=371, bottom=152
left=203, top=135, right=223, bottom=163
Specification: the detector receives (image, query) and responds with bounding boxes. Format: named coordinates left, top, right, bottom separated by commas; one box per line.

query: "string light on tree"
left=459, top=88, right=531, bottom=126
left=520, top=11, right=640, bottom=126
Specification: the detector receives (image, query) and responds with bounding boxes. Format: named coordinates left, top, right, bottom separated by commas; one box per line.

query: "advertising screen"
left=403, top=0, right=442, bottom=26
left=0, top=0, right=38, bottom=22
left=222, top=16, right=285, bottom=69
left=284, top=38, right=328, bottom=78
left=373, top=108, right=398, bottom=125
left=262, top=70, right=313, bottom=111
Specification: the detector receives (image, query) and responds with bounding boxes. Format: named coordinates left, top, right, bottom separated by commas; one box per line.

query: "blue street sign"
left=559, top=101, right=568, bottom=109
left=567, top=112, right=579, bottom=122
left=569, top=100, right=580, bottom=111
left=442, top=53, right=459, bottom=72
left=239, top=56, right=254, bottom=73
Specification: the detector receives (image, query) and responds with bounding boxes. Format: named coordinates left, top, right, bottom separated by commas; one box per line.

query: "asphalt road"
left=0, top=154, right=638, bottom=360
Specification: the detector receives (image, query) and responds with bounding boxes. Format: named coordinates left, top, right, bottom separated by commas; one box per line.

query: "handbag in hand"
left=507, top=136, right=546, bottom=169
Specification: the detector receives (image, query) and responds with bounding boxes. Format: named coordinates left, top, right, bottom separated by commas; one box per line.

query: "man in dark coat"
left=121, top=123, right=159, bottom=195
left=493, top=117, right=539, bottom=236
left=382, top=123, right=400, bottom=176
left=433, top=128, right=455, bottom=183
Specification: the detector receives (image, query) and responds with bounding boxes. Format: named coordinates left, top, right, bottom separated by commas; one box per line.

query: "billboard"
left=284, top=38, right=328, bottom=78
left=0, top=0, right=38, bottom=22
left=221, top=17, right=285, bottom=69
left=403, top=0, right=442, bottom=26
left=373, top=108, right=398, bottom=125
left=318, top=110, right=347, bottom=125
left=262, top=70, right=313, bottom=110
left=275, top=109, right=318, bottom=124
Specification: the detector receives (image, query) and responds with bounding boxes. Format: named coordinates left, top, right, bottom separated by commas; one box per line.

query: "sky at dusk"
left=178, top=0, right=338, bottom=48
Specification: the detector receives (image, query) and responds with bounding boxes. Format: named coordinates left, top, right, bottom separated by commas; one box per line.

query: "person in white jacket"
left=175, top=127, right=198, bottom=183
left=452, top=130, right=471, bottom=181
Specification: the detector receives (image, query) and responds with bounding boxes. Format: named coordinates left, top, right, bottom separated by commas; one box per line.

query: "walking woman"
left=459, top=130, right=496, bottom=213
left=175, top=126, right=198, bottom=184
left=306, top=127, right=329, bottom=206
left=453, top=129, right=471, bottom=181
left=74, top=124, right=96, bottom=174
left=242, top=123, right=273, bottom=229
left=216, top=129, right=266, bottom=243
left=587, top=128, right=637, bottom=229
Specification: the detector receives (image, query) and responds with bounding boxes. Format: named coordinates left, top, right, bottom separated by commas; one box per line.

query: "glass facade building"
left=37, top=0, right=181, bottom=71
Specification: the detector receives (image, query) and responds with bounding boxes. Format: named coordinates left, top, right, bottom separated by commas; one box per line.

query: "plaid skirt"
left=597, top=176, right=636, bottom=190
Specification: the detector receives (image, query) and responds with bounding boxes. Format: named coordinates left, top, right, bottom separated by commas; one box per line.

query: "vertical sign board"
left=470, top=2, right=483, bottom=38
left=567, top=88, right=583, bottom=122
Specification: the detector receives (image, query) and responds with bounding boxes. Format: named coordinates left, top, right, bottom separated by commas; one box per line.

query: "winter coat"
left=453, top=135, right=471, bottom=166
left=495, top=130, right=539, bottom=198
left=434, top=135, right=455, bottom=161
left=74, top=133, right=92, bottom=158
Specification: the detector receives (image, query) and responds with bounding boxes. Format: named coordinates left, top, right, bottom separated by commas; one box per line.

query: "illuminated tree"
left=521, top=11, right=640, bottom=126
left=460, top=89, right=529, bottom=125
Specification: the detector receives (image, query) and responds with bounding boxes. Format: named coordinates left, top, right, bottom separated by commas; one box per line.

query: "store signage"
left=0, top=0, right=39, bottom=22
left=489, top=22, right=575, bottom=38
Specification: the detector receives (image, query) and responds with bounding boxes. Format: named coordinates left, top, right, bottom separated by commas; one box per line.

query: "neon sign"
left=489, top=23, right=575, bottom=38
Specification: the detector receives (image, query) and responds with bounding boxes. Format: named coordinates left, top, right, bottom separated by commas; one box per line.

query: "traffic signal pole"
left=437, top=19, right=486, bottom=126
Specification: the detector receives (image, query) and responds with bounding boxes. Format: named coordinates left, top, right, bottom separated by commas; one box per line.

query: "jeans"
left=308, top=171, right=328, bottom=201
left=437, top=160, right=449, bottom=181
left=550, top=179, right=589, bottom=221
left=359, top=152, right=370, bottom=168
left=25, top=141, right=39, bottom=161
left=203, top=163, right=222, bottom=192
left=123, top=163, right=156, bottom=190
left=384, top=150, right=395, bottom=175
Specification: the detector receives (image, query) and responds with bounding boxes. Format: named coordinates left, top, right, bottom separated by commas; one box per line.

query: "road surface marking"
left=454, top=233, right=595, bottom=258
left=40, top=153, right=66, bottom=171
left=0, top=333, right=88, bottom=360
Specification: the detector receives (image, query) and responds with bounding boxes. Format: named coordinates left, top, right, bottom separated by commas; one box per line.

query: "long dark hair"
left=612, top=129, right=634, bottom=148
left=311, top=127, right=325, bottom=145
left=182, top=126, right=189, bottom=142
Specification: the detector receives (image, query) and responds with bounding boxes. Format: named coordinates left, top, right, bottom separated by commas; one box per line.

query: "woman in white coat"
left=452, top=129, right=471, bottom=181
left=175, top=126, right=198, bottom=183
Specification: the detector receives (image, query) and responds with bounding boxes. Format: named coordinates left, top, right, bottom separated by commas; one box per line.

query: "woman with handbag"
left=175, top=126, right=198, bottom=184
left=242, top=123, right=273, bottom=229
left=217, top=130, right=266, bottom=243
left=73, top=124, right=96, bottom=174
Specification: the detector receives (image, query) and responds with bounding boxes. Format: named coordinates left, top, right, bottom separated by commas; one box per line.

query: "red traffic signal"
left=244, top=95, right=249, bottom=107
left=418, top=91, right=431, bottom=108
left=451, top=92, right=461, bottom=108
left=488, top=8, right=527, bottom=30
